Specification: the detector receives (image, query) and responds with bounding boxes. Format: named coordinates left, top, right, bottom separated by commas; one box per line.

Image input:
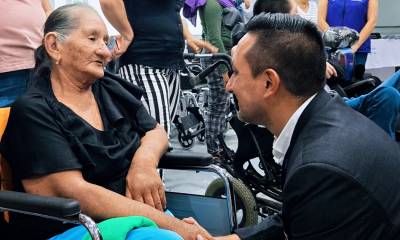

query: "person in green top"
left=199, top=0, right=235, bottom=157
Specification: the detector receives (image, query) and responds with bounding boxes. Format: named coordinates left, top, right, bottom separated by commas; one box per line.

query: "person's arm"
left=283, top=164, right=379, bottom=239
left=125, top=124, right=169, bottom=211
left=318, top=0, right=330, bottom=31
left=184, top=213, right=284, bottom=240
left=99, top=0, right=134, bottom=58
left=3, top=100, right=212, bottom=240
left=41, top=0, right=52, bottom=17
left=351, top=0, right=378, bottom=53
left=199, top=1, right=226, bottom=54
left=182, top=17, right=218, bottom=53
left=22, top=170, right=212, bottom=240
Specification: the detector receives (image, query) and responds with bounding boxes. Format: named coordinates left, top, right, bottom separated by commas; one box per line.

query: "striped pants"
left=119, top=64, right=181, bottom=135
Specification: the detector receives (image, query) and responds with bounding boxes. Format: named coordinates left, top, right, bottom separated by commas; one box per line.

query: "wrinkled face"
left=58, top=11, right=111, bottom=81
left=226, top=33, right=267, bottom=124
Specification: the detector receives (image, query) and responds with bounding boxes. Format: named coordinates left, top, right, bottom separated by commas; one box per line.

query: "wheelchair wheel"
left=196, top=121, right=206, bottom=142
left=205, top=177, right=258, bottom=228
left=178, top=130, right=194, bottom=149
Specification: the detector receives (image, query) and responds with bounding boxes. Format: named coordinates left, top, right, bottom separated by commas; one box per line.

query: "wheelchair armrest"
left=343, top=78, right=376, bottom=93
left=0, top=190, right=80, bottom=218
left=159, top=151, right=213, bottom=168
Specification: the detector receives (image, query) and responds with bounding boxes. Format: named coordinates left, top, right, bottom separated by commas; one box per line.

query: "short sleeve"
left=0, top=96, right=82, bottom=179
left=135, top=105, right=158, bottom=132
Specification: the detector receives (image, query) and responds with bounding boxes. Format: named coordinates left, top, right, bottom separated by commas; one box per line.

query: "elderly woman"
left=0, top=4, right=211, bottom=240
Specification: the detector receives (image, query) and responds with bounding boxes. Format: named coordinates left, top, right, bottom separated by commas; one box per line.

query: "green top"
left=82, top=216, right=157, bottom=240
left=199, top=0, right=233, bottom=54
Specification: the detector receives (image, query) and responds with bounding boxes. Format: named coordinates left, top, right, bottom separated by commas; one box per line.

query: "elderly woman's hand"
left=125, top=165, right=166, bottom=211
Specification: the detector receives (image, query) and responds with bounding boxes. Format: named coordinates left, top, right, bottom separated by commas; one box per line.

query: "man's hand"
left=214, top=235, right=241, bottom=240
left=113, top=34, right=133, bottom=58
left=325, top=62, right=337, bottom=79
left=125, top=166, right=166, bottom=211
left=187, top=37, right=218, bottom=54
left=181, top=217, right=215, bottom=240
left=351, top=42, right=360, bottom=54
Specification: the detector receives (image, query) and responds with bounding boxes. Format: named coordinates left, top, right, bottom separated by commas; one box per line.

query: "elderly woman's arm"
left=351, top=0, right=378, bottom=53
left=125, top=124, right=169, bottom=211
left=318, top=0, right=330, bottom=32
left=22, top=170, right=212, bottom=240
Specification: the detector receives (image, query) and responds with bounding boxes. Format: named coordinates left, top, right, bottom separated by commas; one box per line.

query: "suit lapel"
left=280, top=90, right=332, bottom=186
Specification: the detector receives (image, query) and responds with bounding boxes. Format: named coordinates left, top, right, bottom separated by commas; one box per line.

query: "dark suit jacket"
left=234, top=91, right=400, bottom=240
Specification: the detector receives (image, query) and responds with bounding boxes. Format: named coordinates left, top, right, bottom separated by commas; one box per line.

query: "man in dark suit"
left=215, top=13, right=400, bottom=240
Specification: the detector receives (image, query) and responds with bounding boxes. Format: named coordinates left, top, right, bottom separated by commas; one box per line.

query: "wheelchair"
left=212, top=117, right=283, bottom=221
left=0, top=107, right=239, bottom=239
left=174, top=53, right=233, bottom=149
left=323, top=27, right=382, bottom=98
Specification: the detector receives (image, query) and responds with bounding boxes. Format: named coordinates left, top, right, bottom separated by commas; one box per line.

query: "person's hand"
left=180, top=217, right=215, bottom=240
left=243, top=0, right=251, bottom=9
left=183, top=218, right=240, bottom=240
left=125, top=166, right=166, bottom=211
left=187, top=37, right=218, bottom=54
left=350, top=44, right=359, bottom=54
left=214, top=235, right=241, bottom=240
left=113, top=34, right=133, bottom=58
left=325, top=62, right=337, bottom=79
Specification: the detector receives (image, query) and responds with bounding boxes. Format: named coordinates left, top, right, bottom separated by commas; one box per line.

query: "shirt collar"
left=272, top=93, right=317, bottom=165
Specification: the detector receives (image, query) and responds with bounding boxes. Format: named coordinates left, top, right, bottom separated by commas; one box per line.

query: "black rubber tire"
left=205, top=177, right=258, bottom=228
left=178, top=131, right=194, bottom=149
left=196, top=121, right=206, bottom=142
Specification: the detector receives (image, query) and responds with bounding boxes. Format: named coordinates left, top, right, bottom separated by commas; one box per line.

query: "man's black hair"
left=253, top=0, right=291, bottom=15
left=245, top=13, right=326, bottom=97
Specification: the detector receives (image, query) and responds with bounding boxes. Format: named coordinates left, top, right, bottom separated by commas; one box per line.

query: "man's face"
left=226, top=33, right=267, bottom=124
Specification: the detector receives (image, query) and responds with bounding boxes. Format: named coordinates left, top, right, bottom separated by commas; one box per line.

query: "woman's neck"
left=50, top=69, right=94, bottom=106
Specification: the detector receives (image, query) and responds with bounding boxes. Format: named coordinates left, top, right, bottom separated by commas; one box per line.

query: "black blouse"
left=0, top=72, right=158, bottom=239
left=120, top=0, right=185, bottom=70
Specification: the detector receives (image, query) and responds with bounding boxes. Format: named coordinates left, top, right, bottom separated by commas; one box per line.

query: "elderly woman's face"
left=58, top=11, right=111, bottom=81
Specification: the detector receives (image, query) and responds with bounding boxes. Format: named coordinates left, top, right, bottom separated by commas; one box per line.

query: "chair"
left=0, top=107, right=237, bottom=238
left=0, top=107, right=103, bottom=239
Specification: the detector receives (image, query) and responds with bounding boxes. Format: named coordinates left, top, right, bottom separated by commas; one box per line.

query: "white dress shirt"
left=272, top=93, right=317, bottom=165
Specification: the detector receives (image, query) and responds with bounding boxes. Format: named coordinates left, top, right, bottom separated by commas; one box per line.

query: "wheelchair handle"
left=183, top=53, right=232, bottom=63
left=191, top=59, right=232, bottom=84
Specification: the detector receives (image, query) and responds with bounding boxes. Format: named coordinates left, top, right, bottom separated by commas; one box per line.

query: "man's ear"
left=263, top=68, right=280, bottom=98
left=43, top=32, right=61, bottom=64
